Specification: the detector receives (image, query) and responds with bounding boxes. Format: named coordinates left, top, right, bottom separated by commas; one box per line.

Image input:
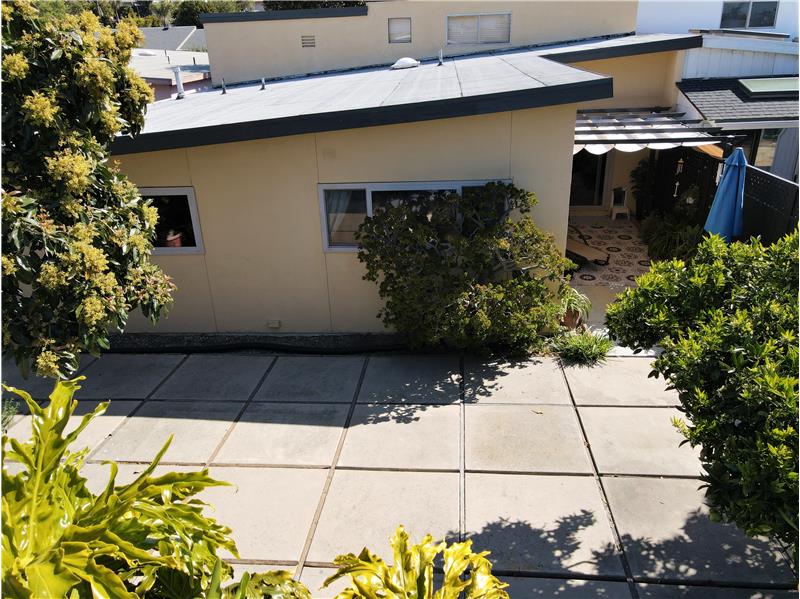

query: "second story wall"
left=204, top=1, right=637, bottom=85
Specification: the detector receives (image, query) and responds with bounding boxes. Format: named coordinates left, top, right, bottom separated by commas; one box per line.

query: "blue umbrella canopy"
left=704, top=147, right=747, bottom=242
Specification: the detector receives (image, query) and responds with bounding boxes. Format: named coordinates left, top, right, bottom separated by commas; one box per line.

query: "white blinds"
left=478, top=13, right=511, bottom=43
left=447, top=14, right=510, bottom=44
left=447, top=15, right=479, bottom=44
left=388, top=17, right=411, bottom=43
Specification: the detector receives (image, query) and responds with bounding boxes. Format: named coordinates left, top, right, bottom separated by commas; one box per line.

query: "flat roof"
left=130, top=49, right=210, bottom=85
left=112, top=33, right=701, bottom=155
left=200, top=5, right=368, bottom=24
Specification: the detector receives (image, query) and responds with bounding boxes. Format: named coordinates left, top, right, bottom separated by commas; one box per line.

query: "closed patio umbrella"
left=704, top=147, right=747, bottom=242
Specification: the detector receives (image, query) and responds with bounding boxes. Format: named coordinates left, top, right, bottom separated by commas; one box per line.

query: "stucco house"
left=112, top=1, right=732, bottom=337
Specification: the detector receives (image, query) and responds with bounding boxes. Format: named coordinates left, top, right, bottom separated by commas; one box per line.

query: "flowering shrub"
left=356, top=183, right=572, bottom=353
left=1, top=2, right=174, bottom=378
left=606, top=232, right=798, bottom=549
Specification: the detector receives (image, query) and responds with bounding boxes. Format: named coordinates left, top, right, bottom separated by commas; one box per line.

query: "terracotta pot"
left=165, top=231, right=183, bottom=247
left=562, top=309, right=582, bottom=330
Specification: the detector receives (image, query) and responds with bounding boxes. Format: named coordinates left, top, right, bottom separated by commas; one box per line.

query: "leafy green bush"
left=606, top=232, right=799, bottom=549
left=1, top=398, right=18, bottom=433
left=2, top=2, right=175, bottom=379
left=639, top=186, right=705, bottom=261
left=552, top=331, right=613, bottom=365
left=356, top=183, right=572, bottom=353
left=1, top=379, right=307, bottom=598
left=323, top=525, right=509, bottom=598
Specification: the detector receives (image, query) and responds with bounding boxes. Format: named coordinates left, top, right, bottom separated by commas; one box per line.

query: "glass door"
left=570, top=150, right=606, bottom=206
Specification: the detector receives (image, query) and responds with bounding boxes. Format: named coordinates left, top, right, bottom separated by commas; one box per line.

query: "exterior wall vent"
left=301, top=35, right=316, bottom=48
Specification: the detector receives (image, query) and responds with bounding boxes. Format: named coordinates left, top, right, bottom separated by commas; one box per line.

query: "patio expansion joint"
left=86, top=353, right=191, bottom=461
left=458, top=354, right=466, bottom=543
left=557, top=357, right=641, bottom=599
left=203, top=355, right=279, bottom=468
left=293, top=356, right=370, bottom=582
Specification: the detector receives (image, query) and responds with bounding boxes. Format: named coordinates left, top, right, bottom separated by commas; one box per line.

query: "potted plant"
left=165, top=229, right=183, bottom=247
left=559, top=285, right=591, bottom=329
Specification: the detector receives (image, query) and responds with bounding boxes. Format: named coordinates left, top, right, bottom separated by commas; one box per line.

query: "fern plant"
left=0, top=378, right=307, bottom=599
left=323, top=526, right=509, bottom=599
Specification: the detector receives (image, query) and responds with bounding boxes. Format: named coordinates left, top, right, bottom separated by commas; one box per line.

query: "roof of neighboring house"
left=139, top=26, right=203, bottom=51
left=112, top=33, right=702, bottom=155
left=677, top=77, right=799, bottom=123
left=200, top=5, right=368, bottom=24
left=180, top=28, right=207, bottom=51
left=130, top=49, right=210, bottom=86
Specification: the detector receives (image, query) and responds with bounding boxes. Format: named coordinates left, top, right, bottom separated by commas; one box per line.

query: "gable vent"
left=301, top=35, right=316, bottom=48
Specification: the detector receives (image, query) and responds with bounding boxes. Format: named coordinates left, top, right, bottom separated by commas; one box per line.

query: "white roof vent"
left=137, top=50, right=159, bottom=56
left=390, top=57, right=420, bottom=70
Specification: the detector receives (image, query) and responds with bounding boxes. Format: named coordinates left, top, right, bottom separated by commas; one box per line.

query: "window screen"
left=388, top=17, right=411, bottom=43
left=721, top=2, right=750, bottom=27
left=324, top=189, right=367, bottom=246
left=749, top=1, right=778, bottom=26
left=447, top=14, right=510, bottom=44
left=141, top=193, right=198, bottom=248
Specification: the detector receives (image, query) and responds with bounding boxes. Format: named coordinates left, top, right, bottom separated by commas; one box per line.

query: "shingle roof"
left=139, top=26, right=198, bottom=51
left=677, top=77, right=799, bottom=123
left=112, top=33, right=701, bottom=154
left=180, top=29, right=207, bottom=51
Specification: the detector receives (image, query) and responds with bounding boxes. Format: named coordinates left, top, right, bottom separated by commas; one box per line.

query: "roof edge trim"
left=546, top=34, right=703, bottom=63
left=111, top=76, right=612, bottom=155
left=200, top=6, right=368, bottom=24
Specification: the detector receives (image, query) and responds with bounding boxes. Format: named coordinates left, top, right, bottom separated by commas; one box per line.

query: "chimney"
left=171, top=66, right=185, bottom=100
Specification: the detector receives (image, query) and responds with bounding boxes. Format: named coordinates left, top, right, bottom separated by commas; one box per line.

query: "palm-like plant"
left=150, top=0, right=174, bottom=27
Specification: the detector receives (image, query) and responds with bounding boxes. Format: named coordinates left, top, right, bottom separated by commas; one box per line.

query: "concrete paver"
left=464, top=357, right=571, bottom=404
left=465, top=404, right=592, bottom=473
left=76, top=353, right=185, bottom=399
left=298, top=567, right=350, bottom=599
left=504, top=576, right=633, bottom=597
left=563, top=357, right=679, bottom=406
left=338, top=404, right=460, bottom=470
left=604, top=477, right=795, bottom=586
left=2, top=354, right=96, bottom=399
left=213, top=402, right=348, bottom=466
left=204, top=466, right=328, bottom=561
left=464, top=472, right=625, bottom=577
left=580, top=407, right=702, bottom=476
left=358, top=355, right=460, bottom=404
left=255, top=356, right=364, bottom=403
left=153, top=354, right=274, bottom=400
left=307, top=469, right=459, bottom=563
left=91, top=401, right=243, bottom=463
left=636, top=584, right=798, bottom=598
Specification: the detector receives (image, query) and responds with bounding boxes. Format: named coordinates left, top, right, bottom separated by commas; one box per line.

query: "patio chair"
left=610, top=186, right=630, bottom=220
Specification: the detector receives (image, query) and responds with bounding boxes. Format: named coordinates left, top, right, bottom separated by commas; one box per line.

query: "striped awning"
left=574, top=108, right=733, bottom=155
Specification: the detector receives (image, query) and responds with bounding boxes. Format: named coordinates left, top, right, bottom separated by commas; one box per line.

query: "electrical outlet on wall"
left=266, top=319, right=281, bottom=330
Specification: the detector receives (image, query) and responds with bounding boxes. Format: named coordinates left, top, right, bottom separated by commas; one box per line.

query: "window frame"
left=720, top=1, right=779, bottom=29
left=139, top=186, right=205, bottom=256
left=445, top=12, right=512, bottom=45
left=388, top=17, right=412, bottom=44
left=318, top=180, right=510, bottom=252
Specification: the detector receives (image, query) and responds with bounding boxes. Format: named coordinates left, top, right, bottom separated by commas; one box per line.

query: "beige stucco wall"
left=117, top=104, right=577, bottom=334
left=204, top=0, right=637, bottom=85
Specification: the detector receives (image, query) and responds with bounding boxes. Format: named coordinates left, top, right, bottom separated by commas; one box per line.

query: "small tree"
left=149, top=0, right=174, bottom=27
left=356, top=183, right=572, bottom=353
left=2, top=2, right=175, bottom=378
left=171, top=0, right=251, bottom=27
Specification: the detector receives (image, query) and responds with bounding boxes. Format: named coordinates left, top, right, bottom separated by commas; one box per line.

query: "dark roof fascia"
left=111, top=76, right=612, bottom=155
left=689, top=28, right=792, bottom=40
left=200, top=6, right=368, bottom=24
left=545, top=34, right=703, bottom=63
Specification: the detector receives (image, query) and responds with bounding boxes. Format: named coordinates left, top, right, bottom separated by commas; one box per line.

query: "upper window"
left=319, top=181, right=505, bottom=250
left=446, top=13, right=511, bottom=45
left=720, top=1, right=779, bottom=28
left=139, top=187, right=204, bottom=255
left=388, top=17, right=411, bottom=43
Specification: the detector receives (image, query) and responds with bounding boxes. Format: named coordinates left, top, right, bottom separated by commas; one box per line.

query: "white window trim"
left=318, top=180, right=511, bottom=252
left=445, top=12, right=512, bottom=45
left=139, top=186, right=205, bottom=255
left=720, top=1, right=780, bottom=29
left=388, top=17, right=412, bottom=44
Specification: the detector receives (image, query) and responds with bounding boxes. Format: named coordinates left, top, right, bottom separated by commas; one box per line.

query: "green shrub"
left=356, top=183, right=573, bottom=353
left=639, top=186, right=705, bottom=261
left=2, top=3, right=174, bottom=378
left=1, top=379, right=307, bottom=598
left=606, top=232, right=799, bottom=549
left=552, top=330, right=613, bottom=365
left=1, top=398, right=18, bottom=433
left=323, top=525, right=509, bottom=598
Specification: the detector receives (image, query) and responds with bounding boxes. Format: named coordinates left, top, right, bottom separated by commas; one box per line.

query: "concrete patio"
left=3, top=352, right=797, bottom=598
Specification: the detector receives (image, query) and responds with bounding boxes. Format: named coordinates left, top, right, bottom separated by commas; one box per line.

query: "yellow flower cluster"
left=2, top=193, right=22, bottom=214
left=114, top=19, right=143, bottom=58
left=124, top=67, right=155, bottom=105
left=99, top=104, right=122, bottom=135
left=142, top=204, right=160, bottom=229
left=94, top=271, right=120, bottom=296
left=2, top=255, right=17, bottom=276
left=38, top=262, right=67, bottom=289
left=80, top=295, right=106, bottom=326
left=35, top=350, right=61, bottom=378
left=3, top=52, right=29, bottom=80
left=75, top=56, right=114, bottom=93
left=22, top=91, right=59, bottom=127
left=46, top=149, right=93, bottom=195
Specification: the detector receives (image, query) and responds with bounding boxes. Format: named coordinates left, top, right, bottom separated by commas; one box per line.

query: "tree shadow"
left=454, top=510, right=796, bottom=595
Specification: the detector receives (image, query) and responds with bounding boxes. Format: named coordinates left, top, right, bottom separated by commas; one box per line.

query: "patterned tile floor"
left=568, top=216, right=651, bottom=288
